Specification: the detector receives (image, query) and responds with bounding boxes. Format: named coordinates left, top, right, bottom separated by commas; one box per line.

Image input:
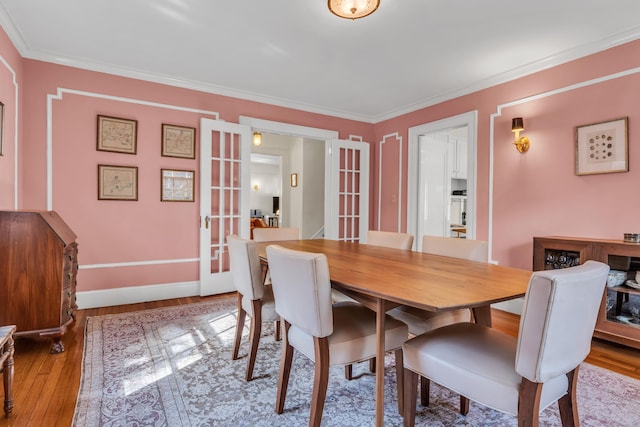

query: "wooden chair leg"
left=369, top=357, right=376, bottom=373
left=459, top=395, right=469, bottom=415
left=245, top=300, right=262, bottom=381
left=274, top=319, right=281, bottom=342
left=344, top=364, right=353, bottom=380
left=276, top=321, right=293, bottom=414
left=395, top=349, right=404, bottom=415
left=420, top=376, right=429, bottom=406
left=309, top=337, right=330, bottom=427
left=403, top=368, right=419, bottom=427
left=517, top=377, right=543, bottom=427
left=558, top=367, right=580, bottom=427
left=232, top=293, right=245, bottom=360
left=2, top=333, right=15, bottom=418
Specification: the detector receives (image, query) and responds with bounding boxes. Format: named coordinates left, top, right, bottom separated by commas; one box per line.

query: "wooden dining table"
left=256, top=239, right=532, bottom=426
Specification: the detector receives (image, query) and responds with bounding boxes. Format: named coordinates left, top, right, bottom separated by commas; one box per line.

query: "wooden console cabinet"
left=534, top=236, right=640, bottom=349
left=0, top=211, right=78, bottom=353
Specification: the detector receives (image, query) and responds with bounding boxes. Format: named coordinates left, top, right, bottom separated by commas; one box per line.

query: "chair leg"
left=245, top=299, right=262, bottom=381
left=232, top=293, right=245, bottom=360
left=369, top=357, right=376, bottom=373
left=420, top=376, right=429, bottom=406
left=517, top=377, right=543, bottom=427
left=395, top=349, right=404, bottom=415
left=459, top=395, right=469, bottom=415
left=344, top=364, right=353, bottom=380
left=403, top=368, right=419, bottom=427
left=309, top=337, right=330, bottom=427
left=558, top=367, right=580, bottom=427
left=274, top=319, right=281, bottom=342
left=276, top=321, right=294, bottom=414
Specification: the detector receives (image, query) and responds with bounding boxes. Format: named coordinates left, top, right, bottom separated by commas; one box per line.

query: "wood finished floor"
left=1, top=293, right=639, bottom=426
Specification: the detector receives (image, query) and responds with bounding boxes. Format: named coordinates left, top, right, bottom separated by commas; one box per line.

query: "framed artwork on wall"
left=576, top=117, right=628, bottom=175
left=98, top=164, right=138, bottom=200
left=161, top=124, right=196, bottom=159
left=97, top=115, right=138, bottom=154
left=161, top=168, right=195, bottom=202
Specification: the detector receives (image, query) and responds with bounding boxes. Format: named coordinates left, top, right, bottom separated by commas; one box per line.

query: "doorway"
left=407, top=111, right=477, bottom=252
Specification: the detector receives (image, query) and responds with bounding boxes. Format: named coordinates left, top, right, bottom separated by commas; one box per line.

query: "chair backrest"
left=266, top=245, right=333, bottom=338
left=253, top=227, right=300, bottom=242
left=515, top=260, right=609, bottom=383
left=421, top=235, right=488, bottom=262
left=226, top=235, right=264, bottom=300
left=366, top=230, right=414, bottom=250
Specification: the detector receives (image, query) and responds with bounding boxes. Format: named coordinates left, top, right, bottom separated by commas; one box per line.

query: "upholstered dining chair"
left=226, top=234, right=280, bottom=381
left=252, top=227, right=300, bottom=242
left=402, top=260, right=610, bottom=427
left=266, top=244, right=409, bottom=426
left=338, top=230, right=414, bottom=380
left=388, top=234, right=488, bottom=410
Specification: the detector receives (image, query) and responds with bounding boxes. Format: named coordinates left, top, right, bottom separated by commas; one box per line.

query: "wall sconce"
left=511, top=117, right=530, bottom=153
left=252, top=132, right=262, bottom=146
left=253, top=183, right=259, bottom=191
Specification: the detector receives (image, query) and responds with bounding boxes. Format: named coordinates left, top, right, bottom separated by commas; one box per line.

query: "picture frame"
left=161, top=169, right=195, bottom=202
left=290, top=173, right=298, bottom=187
left=161, top=124, right=196, bottom=159
left=97, top=115, right=137, bottom=154
left=576, top=117, right=628, bottom=176
left=98, top=165, right=138, bottom=201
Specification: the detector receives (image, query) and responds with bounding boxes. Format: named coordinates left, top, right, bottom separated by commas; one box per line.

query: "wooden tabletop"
left=256, top=239, right=531, bottom=313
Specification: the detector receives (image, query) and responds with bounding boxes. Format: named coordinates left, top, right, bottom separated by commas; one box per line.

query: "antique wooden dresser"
left=0, top=211, right=78, bottom=353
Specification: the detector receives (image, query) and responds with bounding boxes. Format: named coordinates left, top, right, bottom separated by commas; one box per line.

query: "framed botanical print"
left=161, top=124, right=196, bottom=159
left=98, top=164, right=138, bottom=200
left=97, top=115, right=138, bottom=154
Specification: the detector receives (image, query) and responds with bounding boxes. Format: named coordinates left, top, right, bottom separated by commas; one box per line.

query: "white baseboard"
left=492, top=297, right=524, bottom=315
left=76, top=281, right=201, bottom=309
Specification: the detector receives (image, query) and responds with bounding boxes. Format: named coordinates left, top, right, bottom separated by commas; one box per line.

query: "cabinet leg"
left=50, top=338, right=65, bottom=354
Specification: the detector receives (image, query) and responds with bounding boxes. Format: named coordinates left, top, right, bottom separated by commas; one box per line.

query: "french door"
left=199, top=118, right=251, bottom=295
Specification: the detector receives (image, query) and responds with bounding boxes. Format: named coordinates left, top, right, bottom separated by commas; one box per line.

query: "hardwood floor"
left=1, top=295, right=639, bottom=426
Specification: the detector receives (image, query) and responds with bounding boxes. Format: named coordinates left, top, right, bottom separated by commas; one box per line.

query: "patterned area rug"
left=73, top=297, right=640, bottom=426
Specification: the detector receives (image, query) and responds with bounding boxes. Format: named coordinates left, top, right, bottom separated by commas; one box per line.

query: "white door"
left=324, top=139, right=369, bottom=242
left=199, top=118, right=251, bottom=296
left=418, top=134, right=452, bottom=239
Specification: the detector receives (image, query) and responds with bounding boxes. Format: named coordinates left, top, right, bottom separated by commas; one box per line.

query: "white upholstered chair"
left=252, top=227, right=300, bottom=242
left=266, top=244, right=409, bottom=426
left=366, top=230, right=414, bottom=250
left=402, top=260, right=610, bottom=427
left=388, top=234, right=489, bottom=410
left=226, top=235, right=280, bottom=381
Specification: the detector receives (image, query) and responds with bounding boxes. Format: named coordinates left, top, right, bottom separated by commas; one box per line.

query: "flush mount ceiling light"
left=328, top=0, right=380, bottom=20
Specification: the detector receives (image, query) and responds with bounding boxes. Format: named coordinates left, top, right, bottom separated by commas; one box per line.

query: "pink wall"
left=6, top=21, right=640, bottom=294
left=375, top=39, right=640, bottom=269
left=0, top=27, right=22, bottom=209
left=19, top=59, right=374, bottom=292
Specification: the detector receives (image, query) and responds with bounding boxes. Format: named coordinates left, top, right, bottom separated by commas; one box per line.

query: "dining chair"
left=226, top=235, right=281, bottom=381
left=402, top=260, right=610, bottom=427
left=388, top=234, right=488, bottom=409
left=266, top=244, right=409, bottom=426
left=339, top=230, right=414, bottom=380
left=252, top=227, right=300, bottom=242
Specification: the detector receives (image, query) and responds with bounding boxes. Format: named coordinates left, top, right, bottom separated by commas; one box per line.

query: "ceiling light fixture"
left=328, top=0, right=380, bottom=20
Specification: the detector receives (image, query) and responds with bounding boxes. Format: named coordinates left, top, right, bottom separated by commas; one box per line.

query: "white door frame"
left=407, top=111, right=478, bottom=251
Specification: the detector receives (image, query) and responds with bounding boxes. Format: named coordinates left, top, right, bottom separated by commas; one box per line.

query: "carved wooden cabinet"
left=533, top=236, right=640, bottom=350
left=0, top=211, right=78, bottom=353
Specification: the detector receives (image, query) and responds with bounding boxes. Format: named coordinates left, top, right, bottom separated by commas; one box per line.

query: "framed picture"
left=98, top=165, right=138, bottom=201
left=0, top=101, right=4, bottom=156
left=290, top=173, right=298, bottom=187
left=162, top=124, right=196, bottom=159
left=97, top=115, right=137, bottom=154
left=576, top=117, right=628, bottom=175
left=161, top=169, right=195, bottom=202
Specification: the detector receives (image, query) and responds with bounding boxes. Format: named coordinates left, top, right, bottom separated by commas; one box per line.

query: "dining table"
left=255, top=238, right=533, bottom=426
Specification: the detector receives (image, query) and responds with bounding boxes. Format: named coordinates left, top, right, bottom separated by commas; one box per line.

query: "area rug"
left=73, top=297, right=640, bottom=426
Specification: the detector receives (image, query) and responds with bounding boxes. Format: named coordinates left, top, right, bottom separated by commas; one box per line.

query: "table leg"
left=375, top=298, right=386, bottom=427
left=471, top=305, right=492, bottom=327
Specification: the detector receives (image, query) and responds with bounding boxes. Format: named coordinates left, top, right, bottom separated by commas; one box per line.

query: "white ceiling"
left=1, top=1, right=639, bottom=123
